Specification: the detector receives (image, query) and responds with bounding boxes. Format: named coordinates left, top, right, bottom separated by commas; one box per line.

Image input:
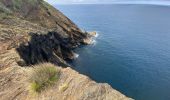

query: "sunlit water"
left=56, top=4, right=170, bottom=100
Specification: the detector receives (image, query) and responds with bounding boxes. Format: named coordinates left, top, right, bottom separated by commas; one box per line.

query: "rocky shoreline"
left=0, top=0, right=132, bottom=99
left=83, top=31, right=98, bottom=45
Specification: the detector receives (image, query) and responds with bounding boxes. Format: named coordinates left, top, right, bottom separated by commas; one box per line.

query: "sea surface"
left=56, top=4, right=170, bottom=100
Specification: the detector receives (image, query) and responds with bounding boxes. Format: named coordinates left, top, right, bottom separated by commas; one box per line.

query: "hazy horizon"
left=46, top=0, right=170, bottom=5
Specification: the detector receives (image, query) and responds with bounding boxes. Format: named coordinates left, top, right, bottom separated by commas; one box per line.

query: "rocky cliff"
left=0, top=0, right=131, bottom=100
left=0, top=0, right=89, bottom=67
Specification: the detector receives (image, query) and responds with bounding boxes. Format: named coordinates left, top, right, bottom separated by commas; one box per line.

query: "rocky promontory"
left=0, top=0, right=131, bottom=99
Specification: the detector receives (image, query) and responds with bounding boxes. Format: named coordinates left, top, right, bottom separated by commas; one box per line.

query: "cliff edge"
left=0, top=0, right=131, bottom=100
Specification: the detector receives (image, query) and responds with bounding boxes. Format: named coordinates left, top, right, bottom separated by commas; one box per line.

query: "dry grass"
left=59, top=83, right=69, bottom=92
left=29, top=63, right=60, bottom=93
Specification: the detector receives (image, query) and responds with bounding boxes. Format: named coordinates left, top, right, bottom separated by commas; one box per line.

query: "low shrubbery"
left=0, top=2, right=11, bottom=13
left=29, top=63, right=60, bottom=93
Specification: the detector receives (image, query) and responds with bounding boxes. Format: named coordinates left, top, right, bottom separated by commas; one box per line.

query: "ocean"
left=56, top=4, right=170, bottom=100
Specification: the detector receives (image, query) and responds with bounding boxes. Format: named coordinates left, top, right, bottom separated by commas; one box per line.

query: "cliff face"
left=0, top=0, right=131, bottom=100
left=0, top=0, right=88, bottom=67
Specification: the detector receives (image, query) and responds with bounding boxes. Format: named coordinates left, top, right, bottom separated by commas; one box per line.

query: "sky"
left=45, top=0, right=170, bottom=5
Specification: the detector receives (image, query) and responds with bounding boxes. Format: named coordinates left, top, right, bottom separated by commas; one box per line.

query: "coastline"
left=0, top=0, right=131, bottom=99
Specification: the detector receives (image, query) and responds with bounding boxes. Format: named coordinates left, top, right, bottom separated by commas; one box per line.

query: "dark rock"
left=16, top=32, right=71, bottom=67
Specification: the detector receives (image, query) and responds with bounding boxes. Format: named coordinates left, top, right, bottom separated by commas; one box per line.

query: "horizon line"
left=53, top=2, right=170, bottom=6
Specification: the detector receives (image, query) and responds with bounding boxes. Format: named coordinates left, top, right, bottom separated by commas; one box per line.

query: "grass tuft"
left=29, top=63, right=60, bottom=93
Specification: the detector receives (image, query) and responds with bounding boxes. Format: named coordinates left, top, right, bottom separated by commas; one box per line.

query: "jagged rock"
left=88, top=31, right=97, bottom=37
left=83, top=37, right=93, bottom=45
left=82, top=31, right=98, bottom=45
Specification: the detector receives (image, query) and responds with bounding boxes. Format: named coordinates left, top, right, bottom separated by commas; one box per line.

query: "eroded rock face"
left=16, top=32, right=71, bottom=67
left=0, top=0, right=89, bottom=66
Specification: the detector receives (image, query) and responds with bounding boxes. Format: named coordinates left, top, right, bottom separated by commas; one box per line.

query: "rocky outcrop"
left=82, top=31, right=98, bottom=45
left=0, top=0, right=90, bottom=66
left=0, top=0, right=131, bottom=99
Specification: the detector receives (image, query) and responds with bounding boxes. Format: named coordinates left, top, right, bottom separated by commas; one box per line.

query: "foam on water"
left=94, top=32, right=99, bottom=38
left=73, top=53, right=79, bottom=59
left=87, top=31, right=99, bottom=45
left=91, top=39, right=97, bottom=45
left=92, top=31, right=99, bottom=45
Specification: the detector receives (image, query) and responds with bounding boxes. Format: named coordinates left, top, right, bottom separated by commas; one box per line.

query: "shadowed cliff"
left=16, top=32, right=73, bottom=67
left=0, top=0, right=89, bottom=67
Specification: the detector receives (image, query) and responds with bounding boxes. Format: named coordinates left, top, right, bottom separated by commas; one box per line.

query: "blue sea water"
left=56, top=4, right=170, bottom=100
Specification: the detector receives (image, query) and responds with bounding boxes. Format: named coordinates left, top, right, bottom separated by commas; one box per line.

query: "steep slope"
left=0, top=0, right=89, bottom=67
left=0, top=0, right=131, bottom=99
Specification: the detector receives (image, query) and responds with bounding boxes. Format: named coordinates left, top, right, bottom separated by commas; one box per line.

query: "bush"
left=29, top=63, right=60, bottom=93
left=0, top=2, right=12, bottom=14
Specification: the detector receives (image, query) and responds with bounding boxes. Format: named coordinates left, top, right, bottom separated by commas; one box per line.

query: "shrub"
left=12, top=0, right=22, bottom=10
left=29, top=63, right=60, bottom=93
left=0, top=2, right=12, bottom=14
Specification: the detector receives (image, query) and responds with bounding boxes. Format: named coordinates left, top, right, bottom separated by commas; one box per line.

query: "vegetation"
left=11, top=0, right=39, bottom=10
left=12, top=0, right=22, bottom=10
left=0, top=2, right=11, bottom=14
left=27, top=0, right=39, bottom=6
left=29, top=63, right=60, bottom=93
